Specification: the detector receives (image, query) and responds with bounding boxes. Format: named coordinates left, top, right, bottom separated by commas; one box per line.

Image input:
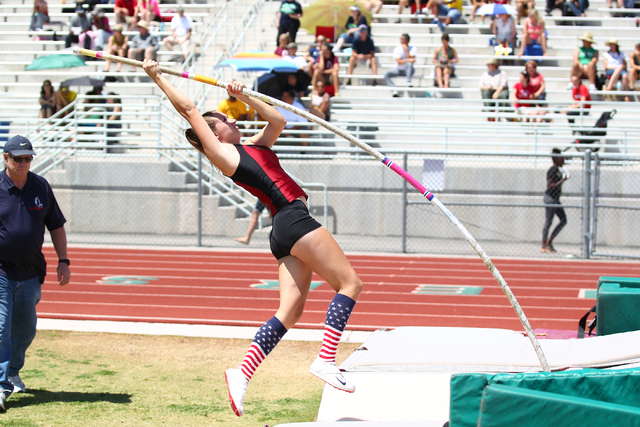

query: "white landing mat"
left=317, top=372, right=451, bottom=423
left=341, top=327, right=640, bottom=373
left=313, top=326, right=640, bottom=424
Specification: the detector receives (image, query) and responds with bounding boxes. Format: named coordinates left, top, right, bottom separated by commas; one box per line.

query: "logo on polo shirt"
left=29, top=196, right=44, bottom=211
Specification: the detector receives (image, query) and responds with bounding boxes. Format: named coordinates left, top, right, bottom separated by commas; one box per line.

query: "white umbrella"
left=476, top=3, right=518, bottom=15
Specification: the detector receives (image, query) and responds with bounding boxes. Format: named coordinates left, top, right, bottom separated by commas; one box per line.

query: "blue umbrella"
left=476, top=3, right=517, bottom=15
left=216, top=58, right=298, bottom=73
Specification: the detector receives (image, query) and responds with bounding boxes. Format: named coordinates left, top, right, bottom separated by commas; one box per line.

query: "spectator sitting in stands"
left=104, top=93, right=123, bottom=150
left=115, top=0, right=138, bottom=30
left=385, top=33, right=417, bottom=97
left=492, top=13, right=516, bottom=53
left=217, top=94, right=256, bottom=127
left=396, top=0, right=426, bottom=22
left=163, top=7, right=193, bottom=62
left=569, top=32, right=598, bottom=91
left=346, top=25, right=378, bottom=86
left=563, top=0, right=588, bottom=17
left=312, top=45, right=340, bottom=97
left=334, top=6, right=368, bottom=52
left=426, top=0, right=463, bottom=33
left=65, top=6, right=94, bottom=50
left=283, top=43, right=309, bottom=71
left=138, top=0, right=162, bottom=24
left=469, top=0, right=487, bottom=25
left=630, top=43, right=640, bottom=91
left=516, top=0, right=535, bottom=23
left=91, top=9, right=111, bottom=51
left=283, top=72, right=308, bottom=99
left=104, top=25, right=128, bottom=72
left=433, top=33, right=458, bottom=89
left=308, top=80, right=331, bottom=121
left=39, top=80, right=56, bottom=119
left=305, top=35, right=326, bottom=64
left=274, top=33, right=291, bottom=57
left=275, top=90, right=309, bottom=143
left=480, top=58, right=510, bottom=121
left=525, top=60, right=546, bottom=108
left=357, top=0, right=383, bottom=21
left=564, top=74, right=591, bottom=124
left=29, top=0, right=49, bottom=31
left=54, top=82, right=77, bottom=117
left=127, top=20, right=159, bottom=71
left=518, top=10, right=547, bottom=57
left=304, top=35, right=326, bottom=78
left=513, top=70, right=545, bottom=122
left=603, top=38, right=630, bottom=96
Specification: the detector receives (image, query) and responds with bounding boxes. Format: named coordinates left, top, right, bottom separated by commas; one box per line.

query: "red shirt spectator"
left=572, top=82, right=591, bottom=108
left=513, top=81, right=535, bottom=108
left=115, top=0, right=136, bottom=17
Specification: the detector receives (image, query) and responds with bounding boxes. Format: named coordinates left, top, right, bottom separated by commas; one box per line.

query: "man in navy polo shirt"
left=0, top=135, right=70, bottom=412
left=347, top=24, right=379, bottom=86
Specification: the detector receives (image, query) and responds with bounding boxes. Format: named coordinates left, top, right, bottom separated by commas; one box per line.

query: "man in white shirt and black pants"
left=384, top=33, right=417, bottom=98
left=163, top=7, right=193, bottom=61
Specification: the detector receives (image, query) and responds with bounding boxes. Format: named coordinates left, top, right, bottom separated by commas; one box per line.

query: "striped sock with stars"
left=240, top=316, right=288, bottom=382
left=319, top=293, right=356, bottom=364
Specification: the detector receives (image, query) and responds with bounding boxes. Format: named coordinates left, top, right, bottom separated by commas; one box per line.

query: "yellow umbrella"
left=300, top=0, right=373, bottom=36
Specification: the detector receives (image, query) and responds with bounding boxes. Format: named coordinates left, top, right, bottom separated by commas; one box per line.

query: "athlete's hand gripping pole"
left=74, top=47, right=551, bottom=372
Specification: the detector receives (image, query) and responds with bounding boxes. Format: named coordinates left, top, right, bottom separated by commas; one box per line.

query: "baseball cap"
left=349, top=5, right=361, bottom=11
left=137, top=20, right=150, bottom=29
left=4, top=135, right=36, bottom=156
left=358, top=24, right=368, bottom=31
left=176, top=6, right=185, bottom=12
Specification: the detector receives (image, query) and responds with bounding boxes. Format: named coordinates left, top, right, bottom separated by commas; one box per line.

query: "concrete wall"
left=46, top=158, right=640, bottom=246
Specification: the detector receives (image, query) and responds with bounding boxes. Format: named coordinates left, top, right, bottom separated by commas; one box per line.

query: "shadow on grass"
left=9, top=389, right=132, bottom=408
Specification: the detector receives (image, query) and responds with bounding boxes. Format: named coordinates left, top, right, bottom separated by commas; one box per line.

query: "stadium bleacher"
left=1, top=0, right=639, bottom=152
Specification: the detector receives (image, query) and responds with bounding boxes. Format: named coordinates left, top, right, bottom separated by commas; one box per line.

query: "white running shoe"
left=309, top=356, right=355, bottom=393
left=9, top=375, right=25, bottom=393
left=224, top=369, right=248, bottom=417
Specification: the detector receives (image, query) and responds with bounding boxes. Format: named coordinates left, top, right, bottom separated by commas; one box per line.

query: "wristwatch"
left=58, top=259, right=70, bottom=266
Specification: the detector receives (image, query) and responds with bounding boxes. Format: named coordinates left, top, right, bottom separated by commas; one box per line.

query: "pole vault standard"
left=73, top=47, right=551, bottom=372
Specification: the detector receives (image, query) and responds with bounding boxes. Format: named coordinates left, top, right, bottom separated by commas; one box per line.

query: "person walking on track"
left=0, top=135, right=70, bottom=412
left=542, top=148, right=569, bottom=253
left=142, top=59, right=364, bottom=417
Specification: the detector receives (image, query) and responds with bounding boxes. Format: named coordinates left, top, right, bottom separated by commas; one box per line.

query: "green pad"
left=597, top=276, right=640, bottom=290
left=477, top=385, right=640, bottom=427
left=597, top=283, right=640, bottom=335
left=450, top=369, right=640, bottom=427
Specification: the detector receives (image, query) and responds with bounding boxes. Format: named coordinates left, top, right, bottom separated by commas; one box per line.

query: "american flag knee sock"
left=240, top=316, right=288, bottom=382
left=319, top=293, right=356, bottom=364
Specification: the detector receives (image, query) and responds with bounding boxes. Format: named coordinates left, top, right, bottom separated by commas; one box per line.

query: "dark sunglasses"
left=10, top=155, right=33, bottom=164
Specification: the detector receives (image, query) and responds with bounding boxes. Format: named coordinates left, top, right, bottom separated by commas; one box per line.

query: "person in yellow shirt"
left=54, top=83, right=77, bottom=117
left=427, top=0, right=462, bottom=32
left=217, top=95, right=256, bottom=127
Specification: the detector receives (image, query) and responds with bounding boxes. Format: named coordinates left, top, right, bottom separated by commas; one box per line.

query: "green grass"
left=2, top=330, right=359, bottom=426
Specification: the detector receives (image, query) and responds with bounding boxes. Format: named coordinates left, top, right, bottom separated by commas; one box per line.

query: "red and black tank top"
left=229, top=144, right=307, bottom=216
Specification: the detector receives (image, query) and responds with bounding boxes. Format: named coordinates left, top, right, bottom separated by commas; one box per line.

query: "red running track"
left=39, top=246, right=640, bottom=332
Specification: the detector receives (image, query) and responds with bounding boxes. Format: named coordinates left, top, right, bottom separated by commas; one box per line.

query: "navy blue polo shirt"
left=0, top=169, right=66, bottom=283
left=353, top=36, right=375, bottom=55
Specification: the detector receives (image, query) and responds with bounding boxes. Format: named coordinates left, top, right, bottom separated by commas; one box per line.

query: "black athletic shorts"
left=270, top=199, right=322, bottom=260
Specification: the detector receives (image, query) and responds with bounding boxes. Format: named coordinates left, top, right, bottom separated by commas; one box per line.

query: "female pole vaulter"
left=142, top=59, right=364, bottom=417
